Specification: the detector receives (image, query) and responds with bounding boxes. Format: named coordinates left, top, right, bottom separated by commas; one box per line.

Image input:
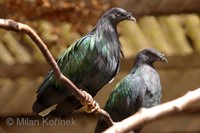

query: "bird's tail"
left=32, top=101, right=45, bottom=114
left=44, top=96, right=82, bottom=118
left=32, top=88, right=68, bottom=116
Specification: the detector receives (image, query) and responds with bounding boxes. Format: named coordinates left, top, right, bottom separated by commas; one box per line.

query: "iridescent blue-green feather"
left=32, top=7, right=135, bottom=118
left=95, top=75, right=146, bottom=133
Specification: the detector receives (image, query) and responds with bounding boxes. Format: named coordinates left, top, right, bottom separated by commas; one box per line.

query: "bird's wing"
left=36, top=34, right=93, bottom=94
left=56, top=34, right=93, bottom=78
left=105, top=74, right=146, bottom=121
left=33, top=35, right=95, bottom=113
left=95, top=75, right=146, bottom=133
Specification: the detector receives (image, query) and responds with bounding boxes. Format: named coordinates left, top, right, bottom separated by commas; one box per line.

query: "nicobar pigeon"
left=32, top=8, right=136, bottom=118
left=95, top=48, right=167, bottom=133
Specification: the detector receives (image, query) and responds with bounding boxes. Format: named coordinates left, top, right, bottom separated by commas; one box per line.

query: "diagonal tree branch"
left=0, top=19, right=114, bottom=126
left=104, top=88, right=200, bottom=133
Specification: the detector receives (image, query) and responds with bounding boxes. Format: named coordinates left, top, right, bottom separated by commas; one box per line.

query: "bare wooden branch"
left=0, top=19, right=114, bottom=126
left=104, top=88, right=200, bottom=133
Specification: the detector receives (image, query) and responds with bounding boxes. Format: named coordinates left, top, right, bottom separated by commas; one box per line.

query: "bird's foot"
left=80, top=90, right=100, bottom=113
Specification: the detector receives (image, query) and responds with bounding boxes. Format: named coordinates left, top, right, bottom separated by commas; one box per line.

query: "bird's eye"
left=116, top=11, right=121, bottom=16
left=144, top=56, right=149, bottom=60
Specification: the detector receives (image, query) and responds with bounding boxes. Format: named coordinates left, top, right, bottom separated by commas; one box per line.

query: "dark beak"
left=160, top=54, right=168, bottom=63
left=127, top=13, right=136, bottom=22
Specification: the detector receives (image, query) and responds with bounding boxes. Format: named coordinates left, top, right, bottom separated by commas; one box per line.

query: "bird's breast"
left=141, top=66, right=162, bottom=108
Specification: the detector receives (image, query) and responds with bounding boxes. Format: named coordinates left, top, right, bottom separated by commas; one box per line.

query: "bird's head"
left=135, top=48, right=168, bottom=65
left=103, top=7, right=136, bottom=25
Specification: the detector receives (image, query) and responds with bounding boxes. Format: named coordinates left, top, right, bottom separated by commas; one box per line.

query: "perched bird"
left=32, top=7, right=135, bottom=118
left=95, top=48, right=167, bottom=133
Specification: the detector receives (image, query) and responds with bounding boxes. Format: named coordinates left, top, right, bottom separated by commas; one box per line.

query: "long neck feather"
left=92, top=17, right=124, bottom=58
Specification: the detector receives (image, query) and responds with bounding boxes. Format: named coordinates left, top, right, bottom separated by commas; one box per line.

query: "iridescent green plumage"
left=32, top=7, right=135, bottom=118
left=95, top=48, right=167, bottom=133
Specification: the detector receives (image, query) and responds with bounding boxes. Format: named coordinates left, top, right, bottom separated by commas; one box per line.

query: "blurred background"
left=0, top=0, right=200, bottom=132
